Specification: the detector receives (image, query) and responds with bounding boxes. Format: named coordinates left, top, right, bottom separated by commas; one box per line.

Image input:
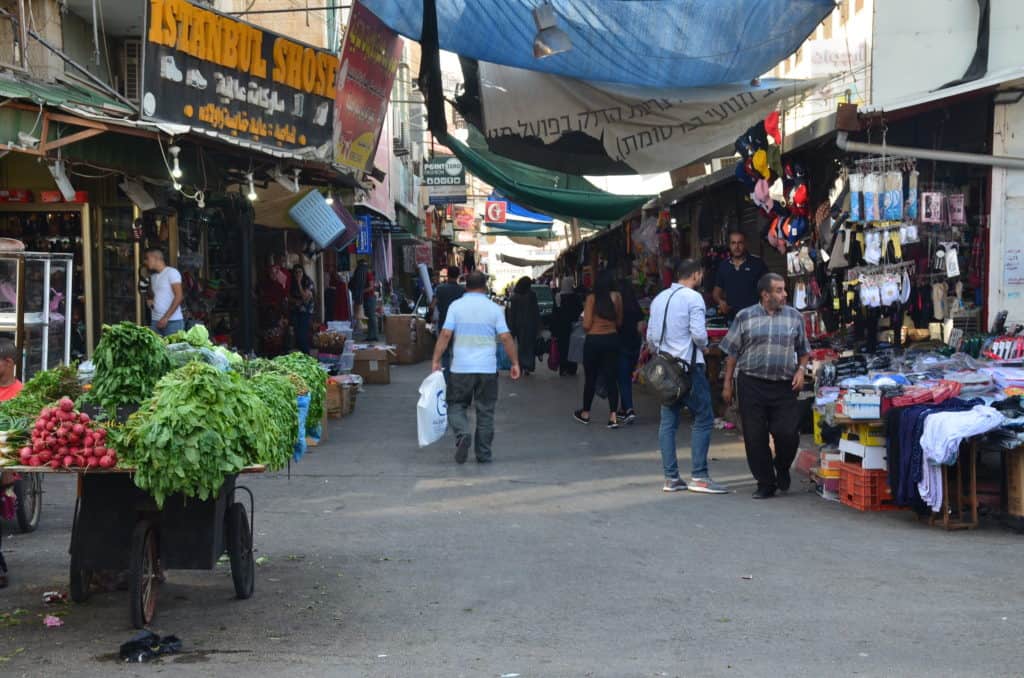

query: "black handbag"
left=641, top=288, right=698, bottom=406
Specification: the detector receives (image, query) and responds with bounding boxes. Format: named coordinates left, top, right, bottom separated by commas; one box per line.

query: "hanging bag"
left=640, top=288, right=698, bottom=406
left=547, top=336, right=561, bottom=371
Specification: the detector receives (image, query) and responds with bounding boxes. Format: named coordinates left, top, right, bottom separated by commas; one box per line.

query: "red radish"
left=86, top=456, right=99, bottom=467
left=79, top=412, right=91, bottom=423
left=99, top=455, right=114, bottom=468
left=62, top=455, right=73, bottom=467
left=19, top=449, right=31, bottom=464
left=59, top=398, right=75, bottom=412
left=72, top=424, right=85, bottom=435
left=84, top=434, right=95, bottom=446
left=39, top=451, right=51, bottom=463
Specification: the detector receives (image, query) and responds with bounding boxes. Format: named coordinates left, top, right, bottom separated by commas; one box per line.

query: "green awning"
left=439, top=127, right=651, bottom=223
left=0, top=77, right=134, bottom=115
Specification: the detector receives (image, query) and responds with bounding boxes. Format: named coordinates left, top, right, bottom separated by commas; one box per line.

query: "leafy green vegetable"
left=244, top=358, right=308, bottom=395
left=165, top=324, right=212, bottom=348
left=272, top=353, right=326, bottom=430
left=0, top=364, right=83, bottom=422
left=91, top=323, right=171, bottom=412
left=120, top=362, right=282, bottom=507
left=249, top=372, right=299, bottom=467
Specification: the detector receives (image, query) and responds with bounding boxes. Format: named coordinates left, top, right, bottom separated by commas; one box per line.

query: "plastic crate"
left=838, top=462, right=901, bottom=511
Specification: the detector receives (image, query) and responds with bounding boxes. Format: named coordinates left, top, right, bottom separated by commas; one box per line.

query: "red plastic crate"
left=838, top=462, right=902, bottom=511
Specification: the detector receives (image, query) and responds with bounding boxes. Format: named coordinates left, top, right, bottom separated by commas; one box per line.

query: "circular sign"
left=443, top=157, right=464, bottom=177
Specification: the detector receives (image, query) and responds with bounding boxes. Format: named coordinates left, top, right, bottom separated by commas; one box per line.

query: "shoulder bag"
left=641, top=288, right=698, bottom=406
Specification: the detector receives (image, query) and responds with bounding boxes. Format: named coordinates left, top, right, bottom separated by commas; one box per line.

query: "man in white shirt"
left=145, top=248, right=185, bottom=337
left=646, top=259, right=726, bottom=494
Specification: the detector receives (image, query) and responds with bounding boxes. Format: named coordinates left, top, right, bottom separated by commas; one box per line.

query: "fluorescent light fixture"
left=169, top=144, right=183, bottom=179
left=270, top=165, right=300, bottom=193
left=994, top=89, right=1024, bottom=105
left=246, top=172, right=257, bottom=201
left=324, top=192, right=334, bottom=205
left=533, top=2, right=572, bottom=59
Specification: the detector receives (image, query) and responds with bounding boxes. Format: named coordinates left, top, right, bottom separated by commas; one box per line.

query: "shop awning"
left=360, top=0, right=834, bottom=88
left=483, top=191, right=556, bottom=235
left=438, top=127, right=650, bottom=223
left=0, top=76, right=135, bottom=116
left=860, top=65, right=1024, bottom=116
left=497, top=253, right=557, bottom=267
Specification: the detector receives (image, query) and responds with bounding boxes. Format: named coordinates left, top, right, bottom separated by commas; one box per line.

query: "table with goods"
left=0, top=323, right=327, bottom=627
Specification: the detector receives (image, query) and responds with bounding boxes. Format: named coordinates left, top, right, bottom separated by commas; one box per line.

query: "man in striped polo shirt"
left=432, top=271, right=521, bottom=464
left=721, top=273, right=810, bottom=499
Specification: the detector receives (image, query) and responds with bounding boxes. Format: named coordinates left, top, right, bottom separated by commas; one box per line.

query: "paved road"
left=1, top=365, right=1022, bottom=677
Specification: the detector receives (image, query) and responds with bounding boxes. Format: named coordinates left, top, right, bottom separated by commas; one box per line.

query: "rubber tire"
left=68, top=545, right=92, bottom=603
left=13, top=473, right=42, bottom=533
left=226, top=503, right=254, bottom=600
left=129, top=520, right=160, bottom=628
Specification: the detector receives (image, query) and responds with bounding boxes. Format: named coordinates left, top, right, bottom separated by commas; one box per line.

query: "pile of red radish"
left=19, top=397, right=116, bottom=469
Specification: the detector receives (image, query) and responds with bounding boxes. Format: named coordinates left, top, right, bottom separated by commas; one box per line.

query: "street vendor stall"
left=0, top=321, right=327, bottom=626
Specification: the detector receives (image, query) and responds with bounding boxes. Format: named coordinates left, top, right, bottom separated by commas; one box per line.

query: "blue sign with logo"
left=356, top=215, right=373, bottom=254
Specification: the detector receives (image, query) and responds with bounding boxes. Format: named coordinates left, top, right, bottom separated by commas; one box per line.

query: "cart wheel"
left=68, top=546, right=92, bottom=603
left=226, top=502, right=254, bottom=600
left=14, top=473, right=42, bottom=533
left=129, top=520, right=160, bottom=628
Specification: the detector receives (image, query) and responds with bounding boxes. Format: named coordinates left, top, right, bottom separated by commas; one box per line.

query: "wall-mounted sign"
left=356, top=215, right=373, bottom=254
left=335, top=0, right=403, bottom=172
left=143, top=0, right=339, bottom=160
left=485, top=200, right=507, bottom=224
left=453, top=206, right=476, bottom=230
left=424, top=155, right=466, bottom=205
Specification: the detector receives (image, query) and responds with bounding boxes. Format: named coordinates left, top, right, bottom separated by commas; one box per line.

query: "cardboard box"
left=393, top=344, right=420, bottom=365
left=838, top=438, right=887, bottom=470
left=353, top=347, right=391, bottom=384
left=1008, top=451, right=1024, bottom=517
left=325, top=381, right=343, bottom=418
left=384, top=315, right=430, bottom=364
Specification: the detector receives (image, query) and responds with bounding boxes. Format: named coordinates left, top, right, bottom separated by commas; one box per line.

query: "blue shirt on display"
left=443, top=292, right=510, bottom=374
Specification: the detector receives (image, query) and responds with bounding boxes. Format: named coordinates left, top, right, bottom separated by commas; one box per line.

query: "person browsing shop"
left=145, top=248, right=184, bottom=337
left=720, top=273, right=810, bottom=499
left=647, top=259, right=726, bottom=494
left=573, top=270, right=623, bottom=428
left=432, top=271, right=521, bottom=464
left=712, top=231, right=768, bottom=322
left=0, top=338, right=24, bottom=587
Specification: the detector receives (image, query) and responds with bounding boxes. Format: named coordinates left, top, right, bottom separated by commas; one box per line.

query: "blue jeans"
left=658, top=364, right=714, bottom=480
left=617, top=346, right=639, bottom=411
left=152, top=319, right=184, bottom=337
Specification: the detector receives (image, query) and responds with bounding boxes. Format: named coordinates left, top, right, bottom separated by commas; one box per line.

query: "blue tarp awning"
left=360, top=0, right=834, bottom=88
left=484, top=191, right=556, bottom=233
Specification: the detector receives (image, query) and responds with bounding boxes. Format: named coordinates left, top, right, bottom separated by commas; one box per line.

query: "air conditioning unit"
left=120, top=39, right=142, bottom=102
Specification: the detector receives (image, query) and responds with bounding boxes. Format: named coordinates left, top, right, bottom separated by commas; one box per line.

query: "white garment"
left=151, top=266, right=183, bottom=321
left=918, top=405, right=1005, bottom=511
left=646, top=283, right=707, bottom=365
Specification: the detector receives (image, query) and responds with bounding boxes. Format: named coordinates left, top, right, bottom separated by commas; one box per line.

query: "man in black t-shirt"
left=712, top=231, right=768, bottom=322
left=431, top=266, right=464, bottom=378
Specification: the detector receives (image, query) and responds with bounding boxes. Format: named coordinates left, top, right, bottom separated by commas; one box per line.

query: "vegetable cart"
left=5, top=465, right=263, bottom=628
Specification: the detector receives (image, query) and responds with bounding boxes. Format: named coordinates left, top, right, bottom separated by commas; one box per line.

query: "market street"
left=2, top=364, right=1023, bottom=677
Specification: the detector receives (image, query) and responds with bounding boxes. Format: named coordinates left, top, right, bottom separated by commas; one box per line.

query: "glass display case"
left=0, top=251, right=74, bottom=379
left=99, top=206, right=140, bottom=326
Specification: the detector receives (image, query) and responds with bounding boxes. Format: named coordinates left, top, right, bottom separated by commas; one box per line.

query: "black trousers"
left=583, top=333, right=620, bottom=413
left=737, top=373, right=802, bottom=490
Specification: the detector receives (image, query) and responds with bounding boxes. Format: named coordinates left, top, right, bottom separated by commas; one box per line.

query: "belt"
left=739, top=372, right=791, bottom=384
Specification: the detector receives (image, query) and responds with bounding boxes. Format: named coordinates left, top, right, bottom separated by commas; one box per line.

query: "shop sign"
left=485, top=200, right=507, bottom=224
left=356, top=215, right=373, bottom=254
left=806, top=39, right=867, bottom=77
left=143, top=0, right=339, bottom=160
left=288, top=190, right=350, bottom=248
left=453, top=206, right=476, bottom=230
left=335, top=1, right=404, bottom=172
left=424, top=156, right=466, bottom=205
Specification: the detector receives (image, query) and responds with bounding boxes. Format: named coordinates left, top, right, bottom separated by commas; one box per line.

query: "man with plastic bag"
left=430, top=271, right=520, bottom=463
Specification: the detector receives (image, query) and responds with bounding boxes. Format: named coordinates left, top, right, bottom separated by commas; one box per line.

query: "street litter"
left=43, top=615, right=64, bottom=628
left=741, top=575, right=753, bottom=580
left=43, top=591, right=68, bottom=605
left=119, top=631, right=183, bottom=663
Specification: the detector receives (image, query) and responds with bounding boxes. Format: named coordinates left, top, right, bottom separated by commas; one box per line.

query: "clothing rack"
left=844, top=260, right=915, bottom=281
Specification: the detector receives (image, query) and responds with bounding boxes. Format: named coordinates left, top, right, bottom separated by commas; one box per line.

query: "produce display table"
left=5, top=465, right=264, bottom=628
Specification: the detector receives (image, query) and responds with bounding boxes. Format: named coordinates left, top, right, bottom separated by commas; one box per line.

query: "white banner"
left=479, top=62, right=823, bottom=175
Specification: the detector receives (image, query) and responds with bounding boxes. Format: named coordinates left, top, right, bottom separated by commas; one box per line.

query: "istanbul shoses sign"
left=143, top=0, right=339, bottom=160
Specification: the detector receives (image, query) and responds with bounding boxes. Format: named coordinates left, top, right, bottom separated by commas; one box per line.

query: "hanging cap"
left=765, top=111, right=782, bottom=144
left=752, top=149, right=771, bottom=180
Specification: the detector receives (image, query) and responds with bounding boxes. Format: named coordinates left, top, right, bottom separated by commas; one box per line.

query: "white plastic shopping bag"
left=417, top=371, right=448, bottom=447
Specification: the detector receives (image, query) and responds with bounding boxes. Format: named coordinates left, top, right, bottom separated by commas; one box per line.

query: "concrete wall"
left=60, top=10, right=116, bottom=86
left=213, top=0, right=333, bottom=49
left=988, top=95, right=1024, bottom=325
left=872, top=0, right=1024, bottom=105
left=0, top=0, right=66, bottom=81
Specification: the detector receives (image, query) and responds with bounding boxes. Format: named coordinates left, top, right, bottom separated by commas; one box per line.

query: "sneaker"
left=607, top=418, right=619, bottom=429
left=687, top=477, right=729, bottom=494
left=662, top=477, right=687, bottom=492
left=573, top=410, right=590, bottom=425
left=455, top=435, right=470, bottom=464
